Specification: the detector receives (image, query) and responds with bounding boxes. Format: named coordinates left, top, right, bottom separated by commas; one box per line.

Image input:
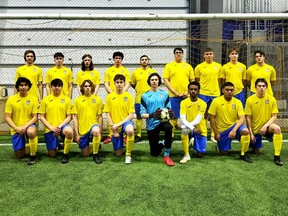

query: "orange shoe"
left=103, top=136, right=112, bottom=144
left=164, top=156, right=174, bottom=166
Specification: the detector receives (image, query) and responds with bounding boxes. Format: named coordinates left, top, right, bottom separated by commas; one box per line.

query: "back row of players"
left=5, top=48, right=283, bottom=166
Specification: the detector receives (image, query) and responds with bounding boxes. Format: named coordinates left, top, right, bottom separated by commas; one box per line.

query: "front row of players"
left=5, top=75, right=284, bottom=166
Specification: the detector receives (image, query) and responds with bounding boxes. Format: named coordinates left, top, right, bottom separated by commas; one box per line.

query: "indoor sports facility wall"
left=0, top=0, right=288, bottom=132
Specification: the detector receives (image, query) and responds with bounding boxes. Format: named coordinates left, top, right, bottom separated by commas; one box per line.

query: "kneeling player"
left=5, top=77, right=39, bottom=165
left=73, top=80, right=103, bottom=164
left=39, top=79, right=73, bottom=163
left=208, top=82, right=252, bottom=163
left=180, top=81, right=207, bottom=163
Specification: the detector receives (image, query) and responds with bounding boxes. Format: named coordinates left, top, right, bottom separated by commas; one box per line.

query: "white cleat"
left=180, top=155, right=191, bottom=164
left=125, top=155, right=132, bottom=164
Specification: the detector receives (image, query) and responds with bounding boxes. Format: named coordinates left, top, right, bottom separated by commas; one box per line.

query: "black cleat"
left=274, top=156, right=284, bottom=166
left=134, top=135, right=142, bottom=143
left=57, top=142, right=64, bottom=150
left=27, top=155, right=36, bottom=165
left=61, top=154, right=69, bottom=164
left=93, top=154, right=102, bottom=164
left=240, top=154, right=253, bottom=163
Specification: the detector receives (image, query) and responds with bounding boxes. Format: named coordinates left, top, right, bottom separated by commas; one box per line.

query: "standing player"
left=14, top=50, right=43, bottom=102
left=45, top=52, right=74, bottom=98
left=208, top=82, right=252, bottom=163
left=73, top=80, right=103, bottom=164
left=245, top=78, right=283, bottom=166
left=131, top=55, right=156, bottom=142
left=163, top=48, right=194, bottom=137
left=103, top=51, right=131, bottom=144
left=195, top=47, right=223, bottom=142
left=140, top=73, right=174, bottom=166
left=75, top=54, right=101, bottom=96
left=179, top=81, right=207, bottom=163
left=103, top=74, right=135, bottom=164
left=247, top=50, right=276, bottom=96
left=5, top=77, right=39, bottom=165
left=222, top=48, right=246, bottom=106
left=39, top=79, right=74, bottom=163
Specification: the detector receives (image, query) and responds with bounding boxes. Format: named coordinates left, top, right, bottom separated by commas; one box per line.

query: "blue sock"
left=164, top=148, right=170, bottom=157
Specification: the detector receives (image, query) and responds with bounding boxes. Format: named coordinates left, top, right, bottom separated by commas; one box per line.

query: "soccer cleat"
left=164, top=156, right=174, bottom=166
left=210, top=136, right=217, bottom=143
left=27, top=156, right=36, bottom=165
left=180, top=155, right=191, bottom=164
left=240, top=154, right=253, bottom=163
left=134, top=135, right=142, bottom=143
left=93, top=154, right=102, bottom=164
left=125, top=155, right=132, bottom=164
left=61, top=154, right=69, bottom=164
left=57, top=142, right=64, bottom=150
left=103, top=136, right=112, bottom=144
left=274, top=156, right=284, bottom=166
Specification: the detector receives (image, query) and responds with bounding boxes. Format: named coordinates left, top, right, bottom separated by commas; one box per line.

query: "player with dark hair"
left=208, top=82, right=252, bottom=163
left=39, top=78, right=74, bottom=163
left=131, top=55, right=157, bottom=142
left=247, top=50, right=276, bottom=96
left=222, top=48, right=246, bottom=106
left=76, top=54, right=101, bottom=96
left=45, top=52, right=74, bottom=98
left=179, top=81, right=207, bottom=163
left=195, top=47, right=223, bottom=143
left=245, top=78, right=283, bottom=166
left=73, top=80, right=103, bottom=164
left=163, top=47, right=194, bottom=138
left=103, top=74, right=135, bottom=164
left=103, top=51, right=131, bottom=144
left=14, top=50, right=43, bottom=102
left=5, top=77, right=39, bottom=165
left=140, top=73, right=175, bottom=166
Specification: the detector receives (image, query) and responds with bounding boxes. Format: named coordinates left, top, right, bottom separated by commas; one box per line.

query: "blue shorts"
left=170, top=97, right=184, bottom=118
left=112, top=120, right=134, bottom=151
left=251, top=133, right=273, bottom=149
left=134, top=103, right=141, bottom=116
left=198, top=94, right=216, bottom=110
left=11, top=124, right=37, bottom=151
left=79, top=124, right=99, bottom=149
left=44, top=124, right=70, bottom=151
left=189, top=132, right=207, bottom=153
left=234, top=90, right=245, bottom=107
left=217, top=124, right=247, bottom=151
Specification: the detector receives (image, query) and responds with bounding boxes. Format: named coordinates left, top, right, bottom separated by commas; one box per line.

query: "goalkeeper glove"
left=149, top=108, right=161, bottom=120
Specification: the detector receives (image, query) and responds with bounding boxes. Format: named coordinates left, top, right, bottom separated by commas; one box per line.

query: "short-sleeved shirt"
left=5, top=93, right=39, bottom=135
left=45, top=66, right=74, bottom=97
left=222, top=62, right=246, bottom=95
left=195, top=61, right=223, bottom=97
left=72, top=95, right=103, bottom=135
left=131, top=67, right=156, bottom=103
left=246, top=63, right=276, bottom=96
left=103, top=91, right=135, bottom=124
left=104, top=66, right=131, bottom=92
left=163, top=61, right=194, bottom=97
left=245, top=94, right=278, bottom=134
left=208, top=95, right=244, bottom=133
left=180, top=97, right=207, bottom=137
left=39, top=94, right=72, bottom=133
left=14, top=65, right=43, bottom=99
left=75, top=69, right=101, bottom=86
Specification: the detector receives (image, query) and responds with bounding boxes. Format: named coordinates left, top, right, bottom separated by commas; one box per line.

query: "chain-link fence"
left=0, top=0, right=288, bottom=132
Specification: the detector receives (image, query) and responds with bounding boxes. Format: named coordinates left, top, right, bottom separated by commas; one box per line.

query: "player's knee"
left=241, top=128, right=249, bottom=135
left=125, top=128, right=134, bottom=136
left=273, top=125, right=281, bottom=134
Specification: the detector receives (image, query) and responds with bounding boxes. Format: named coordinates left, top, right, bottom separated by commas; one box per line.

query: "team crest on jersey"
left=64, top=70, right=67, bottom=74
left=123, top=97, right=128, bottom=102
left=33, top=68, right=37, bottom=72
left=92, top=99, right=96, bottom=103
left=266, top=68, right=269, bottom=72
left=183, top=64, right=186, bottom=68
left=232, top=104, right=236, bottom=109
left=238, top=67, right=242, bottom=71
left=61, top=99, right=65, bottom=103
left=91, top=72, right=94, bottom=76
left=198, top=105, right=200, bottom=110
left=214, top=66, right=218, bottom=69
left=121, top=70, right=124, bottom=74
left=160, top=94, right=164, bottom=98
left=265, top=100, right=269, bottom=104
left=26, top=100, right=30, bottom=105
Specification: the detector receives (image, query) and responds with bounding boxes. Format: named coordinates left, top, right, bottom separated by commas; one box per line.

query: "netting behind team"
left=0, top=16, right=288, bottom=131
